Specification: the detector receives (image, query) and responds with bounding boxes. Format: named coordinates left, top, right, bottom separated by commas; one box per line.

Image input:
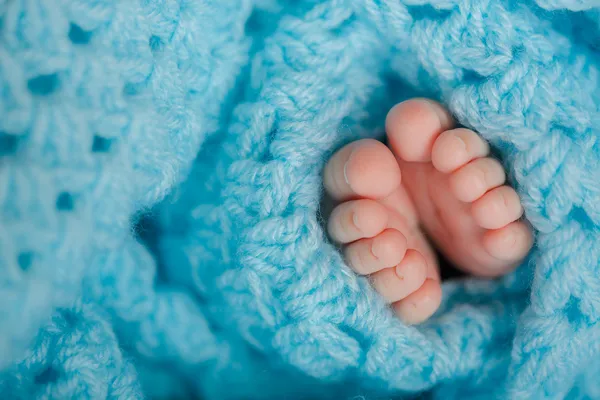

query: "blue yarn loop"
left=1, top=0, right=599, bottom=399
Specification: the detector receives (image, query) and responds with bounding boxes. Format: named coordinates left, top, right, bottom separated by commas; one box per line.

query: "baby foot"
left=324, top=99, right=533, bottom=324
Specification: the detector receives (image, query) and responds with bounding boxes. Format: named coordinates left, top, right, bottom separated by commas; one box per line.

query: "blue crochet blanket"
left=2, top=0, right=600, bottom=398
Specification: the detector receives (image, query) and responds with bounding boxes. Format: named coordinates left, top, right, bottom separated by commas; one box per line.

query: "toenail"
left=343, top=160, right=350, bottom=184
left=502, top=228, right=517, bottom=249
left=396, top=269, right=405, bottom=280
left=370, top=241, right=380, bottom=259
left=422, top=99, right=451, bottom=128
left=396, top=260, right=416, bottom=280
left=452, top=133, right=467, bottom=153
left=501, top=192, right=510, bottom=209
left=343, top=148, right=356, bottom=188
left=395, top=262, right=405, bottom=279
left=352, top=212, right=360, bottom=229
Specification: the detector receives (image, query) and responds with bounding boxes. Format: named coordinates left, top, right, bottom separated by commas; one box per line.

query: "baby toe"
left=449, top=157, right=506, bottom=203
left=386, top=99, right=454, bottom=163
left=344, top=229, right=408, bottom=275
left=431, top=128, right=490, bottom=174
left=393, top=278, right=442, bottom=325
left=483, top=221, right=533, bottom=263
left=323, top=139, right=401, bottom=201
left=370, top=250, right=428, bottom=303
left=471, top=186, right=524, bottom=230
left=328, top=199, right=388, bottom=244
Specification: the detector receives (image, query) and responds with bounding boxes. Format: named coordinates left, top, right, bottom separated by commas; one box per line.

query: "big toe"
left=324, top=139, right=401, bottom=201
left=385, top=99, right=454, bottom=163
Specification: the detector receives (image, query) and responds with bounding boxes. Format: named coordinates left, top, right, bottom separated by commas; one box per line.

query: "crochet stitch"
left=1, top=0, right=599, bottom=398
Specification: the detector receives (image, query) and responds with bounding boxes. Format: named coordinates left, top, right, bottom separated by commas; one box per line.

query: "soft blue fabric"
left=1, top=0, right=600, bottom=398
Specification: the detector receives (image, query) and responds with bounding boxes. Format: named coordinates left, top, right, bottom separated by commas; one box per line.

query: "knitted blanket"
left=1, top=0, right=600, bottom=398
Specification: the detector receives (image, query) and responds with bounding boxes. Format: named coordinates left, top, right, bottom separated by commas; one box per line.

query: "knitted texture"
left=1, top=0, right=599, bottom=398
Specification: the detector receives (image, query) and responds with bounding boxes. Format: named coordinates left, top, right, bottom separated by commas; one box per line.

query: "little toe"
left=483, top=221, right=533, bottom=263
left=449, top=157, right=506, bottom=203
left=386, top=99, right=454, bottom=163
left=370, top=250, right=428, bottom=303
left=471, top=186, right=524, bottom=230
left=328, top=199, right=388, bottom=244
left=393, top=278, right=442, bottom=325
left=431, top=128, right=490, bottom=173
left=323, top=139, right=401, bottom=201
left=344, top=229, right=408, bottom=275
